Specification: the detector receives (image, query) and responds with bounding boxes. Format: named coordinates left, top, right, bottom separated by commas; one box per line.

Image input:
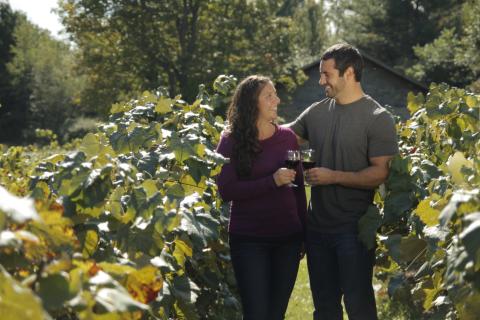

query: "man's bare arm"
left=294, top=132, right=307, bottom=146
left=282, top=122, right=307, bottom=145
left=305, top=155, right=393, bottom=189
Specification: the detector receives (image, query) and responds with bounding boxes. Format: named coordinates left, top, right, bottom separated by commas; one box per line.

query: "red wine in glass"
left=302, top=160, right=315, bottom=170
left=285, top=159, right=300, bottom=169
left=285, top=150, right=300, bottom=187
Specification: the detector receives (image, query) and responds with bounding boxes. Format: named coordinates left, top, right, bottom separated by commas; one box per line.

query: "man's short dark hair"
left=322, top=43, right=364, bottom=82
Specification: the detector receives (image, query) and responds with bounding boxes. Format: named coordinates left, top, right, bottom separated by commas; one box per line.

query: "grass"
left=285, top=260, right=406, bottom=320
left=285, top=186, right=313, bottom=319
left=285, top=258, right=313, bottom=319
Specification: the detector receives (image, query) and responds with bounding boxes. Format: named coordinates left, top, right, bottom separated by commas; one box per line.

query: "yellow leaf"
left=125, top=266, right=162, bottom=304
left=80, top=133, right=101, bottom=158
left=173, top=238, right=193, bottom=268
left=193, top=144, right=206, bottom=157
left=175, top=238, right=193, bottom=257
left=0, top=266, right=46, bottom=319
left=423, top=272, right=443, bottom=311
left=415, top=198, right=440, bottom=226
left=141, top=180, right=158, bottom=198
left=82, top=229, right=99, bottom=258
left=98, top=262, right=136, bottom=276
left=155, top=97, right=173, bottom=114
left=465, top=95, right=478, bottom=109
left=447, top=151, right=473, bottom=185
left=180, top=174, right=205, bottom=195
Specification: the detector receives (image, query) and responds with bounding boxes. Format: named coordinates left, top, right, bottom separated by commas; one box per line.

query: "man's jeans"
left=306, top=230, right=377, bottom=320
left=230, top=239, right=302, bottom=320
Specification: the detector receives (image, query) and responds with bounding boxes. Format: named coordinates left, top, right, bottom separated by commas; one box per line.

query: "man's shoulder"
left=361, top=95, right=393, bottom=118
left=303, top=97, right=332, bottom=114
left=313, top=97, right=332, bottom=108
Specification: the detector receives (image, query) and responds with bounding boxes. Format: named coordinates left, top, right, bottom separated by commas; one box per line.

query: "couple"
left=216, top=43, right=398, bottom=320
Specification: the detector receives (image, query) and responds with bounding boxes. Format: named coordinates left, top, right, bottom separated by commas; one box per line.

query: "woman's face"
left=257, top=82, right=280, bottom=123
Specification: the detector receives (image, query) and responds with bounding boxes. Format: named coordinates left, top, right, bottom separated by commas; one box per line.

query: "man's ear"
left=345, top=66, right=355, bottom=81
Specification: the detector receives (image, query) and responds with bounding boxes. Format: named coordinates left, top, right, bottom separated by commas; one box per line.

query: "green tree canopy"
left=0, top=1, right=21, bottom=142
left=407, top=0, right=480, bottom=91
left=58, top=0, right=327, bottom=115
left=330, top=0, right=465, bottom=70
left=5, top=15, right=83, bottom=142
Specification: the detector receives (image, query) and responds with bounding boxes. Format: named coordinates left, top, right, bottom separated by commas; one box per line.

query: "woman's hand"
left=273, top=168, right=296, bottom=187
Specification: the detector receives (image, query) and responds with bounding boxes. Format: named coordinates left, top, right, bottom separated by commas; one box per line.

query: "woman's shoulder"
left=277, top=125, right=297, bottom=140
left=216, top=130, right=234, bottom=155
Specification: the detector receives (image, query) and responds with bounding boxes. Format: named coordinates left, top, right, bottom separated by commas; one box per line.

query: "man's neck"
left=335, top=83, right=364, bottom=105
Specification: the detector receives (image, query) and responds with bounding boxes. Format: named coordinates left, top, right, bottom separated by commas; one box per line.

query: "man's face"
left=319, top=58, right=346, bottom=98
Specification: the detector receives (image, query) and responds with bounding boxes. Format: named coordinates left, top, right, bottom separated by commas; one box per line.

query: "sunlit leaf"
left=0, top=266, right=47, bottom=319
left=447, top=151, right=473, bottom=185
left=155, top=97, right=173, bottom=114
left=415, top=198, right=440, bottom=226
left=0, top=186, right=39, bottom=223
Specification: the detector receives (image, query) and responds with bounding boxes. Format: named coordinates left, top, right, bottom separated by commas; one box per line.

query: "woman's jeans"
left=229, top=238, right=302, bottom=320
left=306, top=230, right=377, bottom=320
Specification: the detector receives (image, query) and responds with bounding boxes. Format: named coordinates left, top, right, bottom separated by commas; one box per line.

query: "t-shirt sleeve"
left=287, top=107, right=310, bottom=141
left=367, top=111, right=399, bottom=158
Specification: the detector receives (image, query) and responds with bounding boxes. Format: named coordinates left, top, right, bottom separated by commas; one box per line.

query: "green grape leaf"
left=385, top=235, right=427, bottom=265
left=0, top=266, right=47, bottom=319
left=459, top=218, right=480, bottom=262
left=79, top=133, right=101, bottom=159
left=358, top=205, right=382, bottom=250
left=37, top=273, right=72, bottom=311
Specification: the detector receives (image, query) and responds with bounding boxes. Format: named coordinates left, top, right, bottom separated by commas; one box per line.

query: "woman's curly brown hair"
left=226, top=75, right=271, bottom=177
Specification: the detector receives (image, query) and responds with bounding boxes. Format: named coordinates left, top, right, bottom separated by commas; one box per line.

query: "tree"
left=58, top=0, right=320, bottom=115
left=291, top=0, right=329, bottom=64
left=407, top=0, right=480, bottom=91
left=4, top=15, right=84, bottom=142
left=330, top=0, right=465, bottom=70
left=0, top=1, right=21, bottom=143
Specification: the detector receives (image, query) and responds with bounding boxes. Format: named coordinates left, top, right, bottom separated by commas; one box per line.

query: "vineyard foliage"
left=0, top=78, right=478, bottom=319
left=0, top=76, right=240, bottom=319
left=359, top=83, right=480, bottom=319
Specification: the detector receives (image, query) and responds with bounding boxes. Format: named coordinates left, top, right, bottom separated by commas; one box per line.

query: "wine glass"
left=301, top=149, right=316, bottom=186
left=285, top=150, right=300, bottom=187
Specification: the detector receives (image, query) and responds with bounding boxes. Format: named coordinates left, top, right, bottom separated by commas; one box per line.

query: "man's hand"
left=305, top=167, right=336, bottom=186
left=304, top=155, right=393, bottom=189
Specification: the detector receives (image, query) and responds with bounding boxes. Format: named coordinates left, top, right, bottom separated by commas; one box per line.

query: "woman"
left=216, top=75, right=306, bottom=320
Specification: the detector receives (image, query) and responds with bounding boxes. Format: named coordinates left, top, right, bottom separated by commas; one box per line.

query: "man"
left=288, top=43, right=398, bottom=319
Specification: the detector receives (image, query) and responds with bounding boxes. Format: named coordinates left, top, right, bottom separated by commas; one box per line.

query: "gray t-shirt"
left=290, top=95, right=398, bottom=233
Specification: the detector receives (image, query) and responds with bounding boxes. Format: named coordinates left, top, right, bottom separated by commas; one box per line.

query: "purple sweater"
left=216, top=125, right=306, bottom=237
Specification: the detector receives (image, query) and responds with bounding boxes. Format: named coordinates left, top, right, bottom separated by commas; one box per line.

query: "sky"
left=8, top=0, right=64, bottom=38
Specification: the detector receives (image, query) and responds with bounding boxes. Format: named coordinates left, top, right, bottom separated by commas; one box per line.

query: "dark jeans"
left=306, top=230, right=377, bottom=320
left=229, top=238, right=302, bottom=320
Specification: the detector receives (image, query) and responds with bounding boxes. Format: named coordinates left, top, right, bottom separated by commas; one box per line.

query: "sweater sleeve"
left=215, top=134, right=277, bottom=202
